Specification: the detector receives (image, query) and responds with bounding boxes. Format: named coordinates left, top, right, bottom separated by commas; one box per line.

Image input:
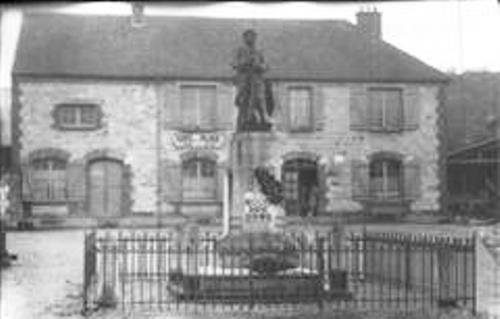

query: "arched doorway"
left=88, top=159, right=123, bottom=217
left=281, top=158, right=319, bottom=217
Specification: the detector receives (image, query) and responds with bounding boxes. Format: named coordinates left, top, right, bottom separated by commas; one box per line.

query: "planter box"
left=167, top=267, right=352, bottom=302
left=168, top=267, right=322, bottom=302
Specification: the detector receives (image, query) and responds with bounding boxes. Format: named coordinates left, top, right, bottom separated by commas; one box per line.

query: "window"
left=182, top=158, right=216, bottom=200
left=369, top=158, right=402, bottom=200
left=288, top=87, right=313, bottom=131
left=31, top=157, right=67, bottom=202
left=180, top=85, right=216, bottom=130
left=54, top=103, right=101, bottom=130
left=367, top=88, right=403, bottom=131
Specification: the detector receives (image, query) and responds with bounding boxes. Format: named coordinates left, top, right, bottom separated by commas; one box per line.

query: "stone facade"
left=10, top=77, right=443, bottom=226
left=16, top=80, right=158, bottom=217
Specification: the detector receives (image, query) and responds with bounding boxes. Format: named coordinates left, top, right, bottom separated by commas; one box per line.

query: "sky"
left=1, top=0, right=500, bottom=89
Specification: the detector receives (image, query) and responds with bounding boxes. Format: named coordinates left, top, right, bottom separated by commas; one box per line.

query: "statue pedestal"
left=229, top=131, right=278, bottom=231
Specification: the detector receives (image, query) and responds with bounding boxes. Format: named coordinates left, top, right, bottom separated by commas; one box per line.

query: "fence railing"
left=83, top=230, right=476, bottom=315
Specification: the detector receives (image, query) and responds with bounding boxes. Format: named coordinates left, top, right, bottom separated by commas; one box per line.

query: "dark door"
left=282, top=159, right=318, bottom=217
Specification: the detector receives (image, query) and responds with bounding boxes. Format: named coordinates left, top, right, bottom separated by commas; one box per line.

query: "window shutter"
left=385, top=90, right=404, bottom=131
left=180, top=86, right=197, bottom=129
left=199, top=86, right=217, bottom=129
left=217, top=84, right=235, bottom=130
left=403, top=87, right=420, bottom=131
left=66, top=161, right=86, bottom=202
left=403, top=159, right=421, bottom=201
left=216, top=164, right=226, bottom=202
left=164, top=84, right=180, bottom=130
left=317, top=163, right=328, bottom=215
left=21, top=161, right=32, bottom=200
left=350, top=87, right=368, bottom=130
left=274, top=84, right=290, bottom=132
left=313, top=87, right=325, bottom=131
left=351, top=160, right=370, bottom=200
left=161, top=159, right=182, bottom=203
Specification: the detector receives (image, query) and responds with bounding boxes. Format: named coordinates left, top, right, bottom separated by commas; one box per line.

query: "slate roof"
left=13, top=13, right=448, bottom=82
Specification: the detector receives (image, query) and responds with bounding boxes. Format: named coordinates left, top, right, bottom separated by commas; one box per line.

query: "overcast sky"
left=1, top=0, right=500, bottom=89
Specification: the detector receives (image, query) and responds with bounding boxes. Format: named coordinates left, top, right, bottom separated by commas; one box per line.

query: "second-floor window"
left=368, top=88, right=403, bottom=131
left=180, top=85, right=216, bottom=130
left=54, top=103, right=101, bottom=130
left=288, top=87, right=313, bottom=131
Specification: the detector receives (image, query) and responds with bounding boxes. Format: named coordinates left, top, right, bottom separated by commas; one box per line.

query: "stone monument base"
left=230, top=131, right=279, bottom=232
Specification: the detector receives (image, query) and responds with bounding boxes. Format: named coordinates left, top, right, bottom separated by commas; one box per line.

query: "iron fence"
left=82, top=229, right=476, bottom=315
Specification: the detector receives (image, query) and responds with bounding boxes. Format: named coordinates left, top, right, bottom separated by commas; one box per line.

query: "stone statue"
left=232, top=29, right=274, bottom=132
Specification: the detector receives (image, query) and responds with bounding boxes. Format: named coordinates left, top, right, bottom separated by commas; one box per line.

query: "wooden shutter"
left=403, top=86, right=420, bottom=131
left=313, top=86, right=325, bottom=131
left=403, top=159, right=421, bottom=201
left=164, top=84, right=180, bottom=129
left=274, top=83, right=290, bottom=132
left=21, top=161, right=32, bottom=201
left=217, top=84, right=235, bottom=130
left=180, top=86, right=197, bottom=129
left=350, top=87, right=368, bottom=130
left=216, top=164, right=226, bottom=202
left=66, top=161, right=86, bottom=202
left=385, top=90, right=404, bottom=131
left=351, top=160, right=370, bottom=200
left=162, top=159, right=182, bottom=203
left=317, top=163, right=328, bottom=215
left=199, top=86, right=217, bottom=129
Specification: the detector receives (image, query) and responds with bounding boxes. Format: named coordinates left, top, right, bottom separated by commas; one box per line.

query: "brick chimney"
left=131, top=2, right=145, bottom=27
left=356, top=8, right=382, bottom=39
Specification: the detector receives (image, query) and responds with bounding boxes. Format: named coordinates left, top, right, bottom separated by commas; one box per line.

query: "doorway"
left=88, top=159, right=123, bottom=217
left=282, top=158, right=319, bottom=217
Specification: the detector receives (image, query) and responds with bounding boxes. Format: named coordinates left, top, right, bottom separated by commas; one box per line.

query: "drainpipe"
left=155, top=80, right=162, bottom=228
left=222, top=168, right=230, bottom=237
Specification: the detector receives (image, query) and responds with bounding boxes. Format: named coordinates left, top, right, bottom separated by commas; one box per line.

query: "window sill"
left=53, top=125, right=101, bottom=131
left=289, top=127, right=314, bottom=133
left=178, top=200, right=222, bottom=205
left=369, top=128, right=404, bottom=134
left=173, top=126, right=222, bottom=133
left=26, top=200, right=68, bottom=205
left=350, top=127, right=418, bottom=133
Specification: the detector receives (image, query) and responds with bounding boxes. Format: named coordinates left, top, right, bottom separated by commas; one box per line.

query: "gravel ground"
left=1, top=230, right=86, bottom=319
left=0, top=225, right=483, bottom=319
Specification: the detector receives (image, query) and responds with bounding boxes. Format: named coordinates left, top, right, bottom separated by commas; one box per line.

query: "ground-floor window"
left=182, top=158, right=217, bottom=201
left=282, top=158, right=319, bottom=217
left=369, top=158, right=402, bottom=200
left=31, top=157, right=67, bottom=202
left=352, top=153, right=420, bottom=203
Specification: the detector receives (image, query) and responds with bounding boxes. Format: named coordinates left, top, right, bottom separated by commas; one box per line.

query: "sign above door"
left=171, top=132, right=226, bottom=151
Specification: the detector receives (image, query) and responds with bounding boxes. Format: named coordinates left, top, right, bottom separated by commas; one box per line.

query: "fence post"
left=249, top=232, right=254, bottom=310
left=316, top=235, right=325, bottom=311
left=82, top=231, right=96, bottom=315
left=472, top=231, right=477, bottom=316
left=83, top=232, right=89, bottom=314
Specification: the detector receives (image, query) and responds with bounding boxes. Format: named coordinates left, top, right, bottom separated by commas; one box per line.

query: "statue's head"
left=242, top=29, right=257, bottom=46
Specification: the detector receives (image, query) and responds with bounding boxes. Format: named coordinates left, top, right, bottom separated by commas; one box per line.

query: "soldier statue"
left=232, top=29, right=274, bottom=131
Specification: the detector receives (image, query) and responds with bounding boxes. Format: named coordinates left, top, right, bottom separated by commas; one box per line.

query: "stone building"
left=9, top=11, right=448, bottom=228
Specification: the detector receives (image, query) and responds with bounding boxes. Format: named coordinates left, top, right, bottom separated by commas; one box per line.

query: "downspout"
left=222, top=167, right=230, bottom=236
left=155, top=79, right=162, bottom=227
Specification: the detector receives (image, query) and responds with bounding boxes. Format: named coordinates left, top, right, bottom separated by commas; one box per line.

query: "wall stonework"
left=13, top=78, right=441, bottom=222
left=264, top=83, right=441, bottom=214
left=18, top=80, right=159, bottom=214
